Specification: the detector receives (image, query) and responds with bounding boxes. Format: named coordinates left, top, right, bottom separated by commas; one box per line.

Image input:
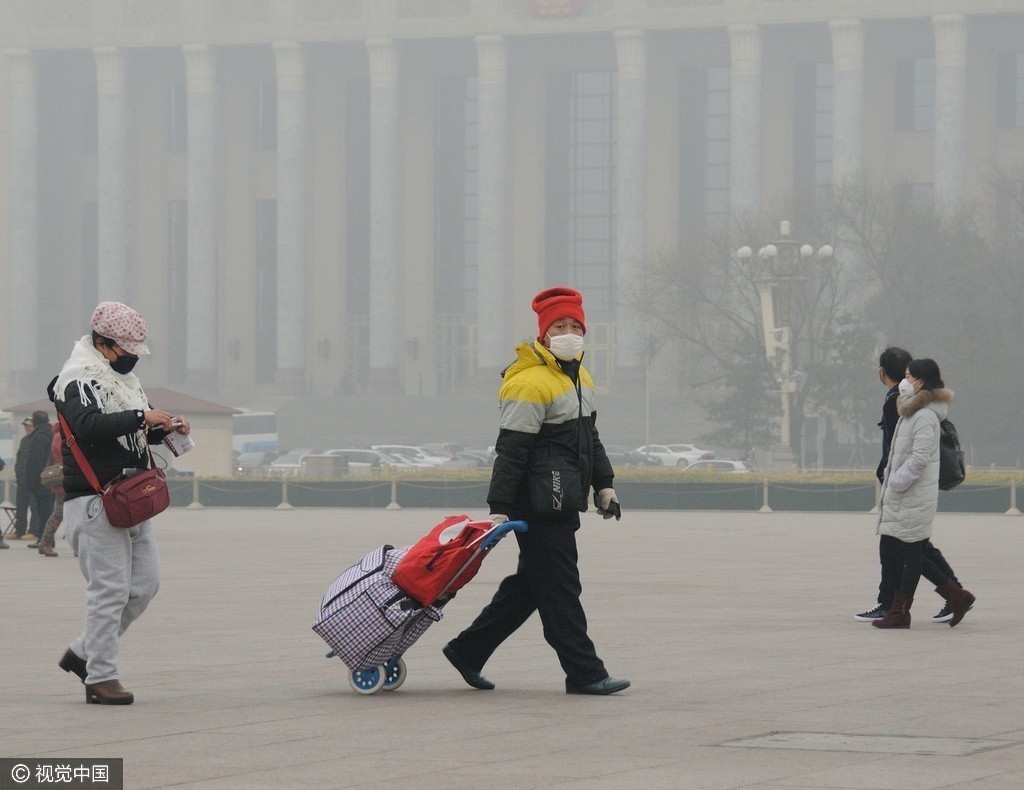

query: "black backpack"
left=938, top=418, right=965, bottom=491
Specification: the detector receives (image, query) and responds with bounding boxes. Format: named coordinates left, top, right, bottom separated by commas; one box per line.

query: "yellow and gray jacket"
left=487, top=340, right=614, bottom=517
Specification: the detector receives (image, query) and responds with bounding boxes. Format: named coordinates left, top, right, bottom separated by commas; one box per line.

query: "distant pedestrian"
left=14, top=411, right=55, bottom=543
left=37, top=421, right=66, bottom=557
left=872, top=358, right=976, bottom=629
left=855, top=348, right=969, bottom=624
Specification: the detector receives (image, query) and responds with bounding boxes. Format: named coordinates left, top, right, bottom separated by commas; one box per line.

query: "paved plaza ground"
left=2, top=505, right=1023, bottom=789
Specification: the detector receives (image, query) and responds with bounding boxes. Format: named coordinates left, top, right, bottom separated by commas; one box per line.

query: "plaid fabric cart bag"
left=312, top=544, right=443, bottom=673
left=312, top=516, right=527, bottom=694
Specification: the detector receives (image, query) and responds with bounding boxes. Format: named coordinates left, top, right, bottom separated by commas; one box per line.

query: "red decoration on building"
left=528, top=0, right=583, bottom=19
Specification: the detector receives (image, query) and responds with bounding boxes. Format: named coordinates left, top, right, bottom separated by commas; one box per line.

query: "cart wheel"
left=382, top=657, right=407, bottom=691
left=348, top=666, right=386, bottom=695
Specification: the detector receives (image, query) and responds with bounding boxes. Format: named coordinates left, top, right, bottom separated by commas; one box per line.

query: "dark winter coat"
left=487, top=340, right=614, bottom=518
left=19, top=422, right=53, bottom=489
left=48, top=379, right=167, bottom=500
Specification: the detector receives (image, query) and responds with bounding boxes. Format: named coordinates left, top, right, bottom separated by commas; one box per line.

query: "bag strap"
left=57, top=412, right=155, bottom=495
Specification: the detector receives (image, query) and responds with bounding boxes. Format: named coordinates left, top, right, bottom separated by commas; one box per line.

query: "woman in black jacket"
left=49, top=302, right=190, bottom=705
left=442, top=287, right=629, bottom=695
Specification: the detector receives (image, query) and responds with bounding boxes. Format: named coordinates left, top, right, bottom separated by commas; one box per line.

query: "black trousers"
left=878, top=534, right=957, bottom=608
left=14, top=481, right=52, bottom=537
left=448, top=512, right=607, bottom=687
left=896, top=538, right=950, bottom=598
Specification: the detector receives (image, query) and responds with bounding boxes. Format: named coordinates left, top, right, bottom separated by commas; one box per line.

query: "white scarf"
left=54, top=335, right=149, bottom=452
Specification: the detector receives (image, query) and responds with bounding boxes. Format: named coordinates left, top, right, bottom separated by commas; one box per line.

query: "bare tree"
left=631, top=212, right=875, bottom=465
left=829, top=178, right=1024, bottom=463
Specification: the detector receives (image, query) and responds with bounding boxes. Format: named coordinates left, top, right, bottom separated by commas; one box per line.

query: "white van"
left=232, top=410, right=279, bottom=454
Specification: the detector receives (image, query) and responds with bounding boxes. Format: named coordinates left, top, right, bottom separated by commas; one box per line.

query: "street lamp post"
left=737, top=220, right=832, bottom=469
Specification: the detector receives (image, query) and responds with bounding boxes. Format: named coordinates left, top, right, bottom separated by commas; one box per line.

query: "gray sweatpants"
left=65, top=496, right=160, bottom=684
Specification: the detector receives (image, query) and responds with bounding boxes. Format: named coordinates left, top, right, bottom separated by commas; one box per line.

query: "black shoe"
left=27, top=541, right=40, bottom=549
left=854, top=603, right=888, bottom=621
left=566, top=677, right=631, bottom=695
left=59, top=648, right=88, bottom=683
left=442, top=643, right=495, bottom=690
left=932, top=601, right=955, bottom=623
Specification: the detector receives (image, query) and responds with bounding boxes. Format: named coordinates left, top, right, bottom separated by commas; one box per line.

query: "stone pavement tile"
left=2, top=508, right=1024, bottom=789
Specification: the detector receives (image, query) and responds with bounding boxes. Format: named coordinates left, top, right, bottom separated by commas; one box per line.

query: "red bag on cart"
left=392, top=515, right=498, bottom=606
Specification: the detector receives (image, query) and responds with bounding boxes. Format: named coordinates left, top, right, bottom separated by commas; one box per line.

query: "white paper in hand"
left=163, top=431, right=195, bottom=457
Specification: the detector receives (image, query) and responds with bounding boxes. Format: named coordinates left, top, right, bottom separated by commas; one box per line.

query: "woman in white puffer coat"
left=873, top=358, right=976, bottom=629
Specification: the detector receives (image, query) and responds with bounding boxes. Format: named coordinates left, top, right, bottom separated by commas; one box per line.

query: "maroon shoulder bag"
left=58, top=413, right=170, bottom=528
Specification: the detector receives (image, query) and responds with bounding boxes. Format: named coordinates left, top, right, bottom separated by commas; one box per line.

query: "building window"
left=546, top=71, right=616, bottom=315
left=434, top=75, right=478, bottom=393
left=343, top=79, right=371, bottom=390
left=996, top=53, right=1024, bottom=128
left=680, top=65, right=731, bottom=241
left=895, top=181, right=934, bottom=209
left=80, top=202, right=99, bottom=314
left=167, top=200, right=188, bottom=381
left=704, top=66, right=731, bottom=224
left=895, top=57, right=935, bottom=132
left=794, top=62, right=833, bottom=212
left=255, top=199, right=277, bottom=383
left=81, top=91, right=97, bottom=154
left=434, top=75, right=479, bottom=315
left=994, top=181, right=1024, bottom=249
left=168, top=82, right=187, bottom=152
left=257, top=79, right=277, bottom=151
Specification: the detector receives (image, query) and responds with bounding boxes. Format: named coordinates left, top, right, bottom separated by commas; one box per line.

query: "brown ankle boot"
left=39, top=543, right=58, bottom=557
left=935, top=580, right=975, bottom=627
left=85, top=679, right=134, bottom=705
left=872, top=591, right=912, bottom=628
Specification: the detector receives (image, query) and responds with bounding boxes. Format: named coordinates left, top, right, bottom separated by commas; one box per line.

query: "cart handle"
left=481, top=519, right=528, bottom=548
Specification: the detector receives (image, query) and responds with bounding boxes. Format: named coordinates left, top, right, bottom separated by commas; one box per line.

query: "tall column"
left=474, top=35, right=508, bottom=374
left=183, top=44, right=218, bottom=388
left=6, top=50, right=38, bottom=381
left=728, top=24, right=761, bottom=220
left=830, top=19, right=864, bottom=188
left=272, top=42, right=307, bottom=388
left=615, top=29, right=647, bottom=367
left=933, top=14, right=967, bottom=215
left=93, top=47, right=130, bottom=302
left=367, top=38, right=400, bottom=382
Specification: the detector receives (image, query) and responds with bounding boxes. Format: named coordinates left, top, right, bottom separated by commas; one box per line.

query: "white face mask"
left=898, top=378, right=915, bottom=398
left=546, top=333, right=584, bottom=361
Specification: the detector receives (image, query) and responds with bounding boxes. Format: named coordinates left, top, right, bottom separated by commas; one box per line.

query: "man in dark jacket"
left=13, top=411, right=54, bottom=542
left=442, top=287, right=629, bottom=695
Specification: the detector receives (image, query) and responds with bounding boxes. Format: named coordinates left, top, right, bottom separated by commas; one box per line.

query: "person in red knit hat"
left=442, top=286, right=629, bottom=695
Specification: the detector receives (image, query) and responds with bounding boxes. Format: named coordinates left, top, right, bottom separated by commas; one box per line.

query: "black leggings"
left=898, top=539, right=949, bottom=598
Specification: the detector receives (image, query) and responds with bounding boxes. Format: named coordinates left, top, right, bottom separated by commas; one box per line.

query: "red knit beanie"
left=532, top=286, right=586, bottom=338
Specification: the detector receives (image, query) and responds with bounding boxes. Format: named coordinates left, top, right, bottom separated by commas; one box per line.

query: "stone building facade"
left=1, top=0, right=1022, bottom=446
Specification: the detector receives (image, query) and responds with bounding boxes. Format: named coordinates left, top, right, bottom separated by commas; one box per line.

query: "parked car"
left=635, top=443, right=715, bottom=467
left=603, top=444, right=662, bottom=467
left=370, top=445, right=449, bottom=466
left=325, top=448, right=419, bottom=472
left=266, top=449, right=314, bottom=477
left=438, top=451, right=492, bottom=469
left=683, top=459, right=750, bottom=473
left=234, top=450, right=276, bottom=476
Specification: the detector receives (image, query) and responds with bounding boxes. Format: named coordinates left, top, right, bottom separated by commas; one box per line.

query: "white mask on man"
left=898, top=378, right=915, bottom=398
left=546, top=333, right=585, bottom=361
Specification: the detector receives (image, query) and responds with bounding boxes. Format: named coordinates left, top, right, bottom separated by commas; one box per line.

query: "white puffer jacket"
left=876, top=387, right=953, bottom=543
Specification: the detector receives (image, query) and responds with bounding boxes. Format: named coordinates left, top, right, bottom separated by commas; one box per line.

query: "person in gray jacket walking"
left=872, top=358, right=976, bottom=629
